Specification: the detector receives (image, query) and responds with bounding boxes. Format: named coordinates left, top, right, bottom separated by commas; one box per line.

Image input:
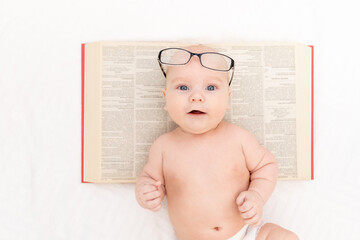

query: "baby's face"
left=162, top=46, right=231, bottom=135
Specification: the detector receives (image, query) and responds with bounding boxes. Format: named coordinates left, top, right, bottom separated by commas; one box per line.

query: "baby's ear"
left=162, top=88, right=167, bottom=111
left=226, top=88, right=231, bottom=110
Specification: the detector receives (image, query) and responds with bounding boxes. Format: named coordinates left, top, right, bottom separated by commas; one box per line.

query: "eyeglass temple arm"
left=158, top=59, right=167, bottom=77
left=229, top=67, right=234, bottom=86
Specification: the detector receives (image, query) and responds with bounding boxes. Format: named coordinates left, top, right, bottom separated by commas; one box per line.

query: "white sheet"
left=1, top=0, right=360, bottom=239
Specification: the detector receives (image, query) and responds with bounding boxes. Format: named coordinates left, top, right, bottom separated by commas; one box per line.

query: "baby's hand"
left=236, top=190, right=264, bottom=226
left=136, top=180, right=165, bottom=212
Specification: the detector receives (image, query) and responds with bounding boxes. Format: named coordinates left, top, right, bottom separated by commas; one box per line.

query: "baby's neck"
left=176, top=120, right=225, bottom=139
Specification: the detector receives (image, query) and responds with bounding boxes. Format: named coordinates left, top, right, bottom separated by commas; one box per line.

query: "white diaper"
left=226, top=222, right=266, bottom=240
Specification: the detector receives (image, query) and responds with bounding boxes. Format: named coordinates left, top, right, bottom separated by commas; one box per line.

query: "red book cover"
left=310, top=45, right=314, bottom=180
left=81, top=43, right=91, bottom=183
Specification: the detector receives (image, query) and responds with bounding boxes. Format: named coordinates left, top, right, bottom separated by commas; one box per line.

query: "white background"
left=1, top=0, right=360, bottom=239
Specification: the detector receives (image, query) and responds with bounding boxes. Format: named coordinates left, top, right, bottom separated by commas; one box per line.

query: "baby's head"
left=159, top=44, right=233, bottom=135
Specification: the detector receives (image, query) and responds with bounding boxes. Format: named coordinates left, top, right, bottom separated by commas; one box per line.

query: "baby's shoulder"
left=151, top=131, right=174, bottom=149
left=222, top=121, right=257, bottom=142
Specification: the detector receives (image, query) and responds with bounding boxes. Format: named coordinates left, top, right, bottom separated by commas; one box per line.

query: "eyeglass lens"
left=160, top=48, right=232, bottom=71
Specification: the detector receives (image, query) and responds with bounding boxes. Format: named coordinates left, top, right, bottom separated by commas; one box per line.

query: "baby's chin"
left=178, top=123, right=220, bottom=135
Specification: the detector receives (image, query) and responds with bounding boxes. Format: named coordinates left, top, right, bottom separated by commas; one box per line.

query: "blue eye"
left=207, top=85, right=216, bottom=91
left=178, top=85, right=189, bottom=91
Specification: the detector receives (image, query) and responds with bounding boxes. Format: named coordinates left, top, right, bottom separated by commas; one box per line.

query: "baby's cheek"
left=212, top=104, right=227, bottom=119
left=167, top=109, right=181, bottom=122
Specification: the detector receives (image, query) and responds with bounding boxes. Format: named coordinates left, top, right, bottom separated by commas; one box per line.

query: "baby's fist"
left=236, top=190, right=264, bottom=226
left=136, top=180, right=165, bottom=212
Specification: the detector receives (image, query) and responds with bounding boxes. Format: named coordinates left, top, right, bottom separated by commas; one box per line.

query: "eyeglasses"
left=157, top=48, right=235, bottom=86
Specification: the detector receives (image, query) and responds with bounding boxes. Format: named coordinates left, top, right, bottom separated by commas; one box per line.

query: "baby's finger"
left=248, top=218, right=262, bottom=227
left=142, top=184, right=158, bottom=194
left=240, top=207, right=256, bottom=220
left=142, top=179, right=159, bottom=185
left=236, top=192, right=247, bottom=206
left=238, top=200, right=253, bottom=212
left=252, top=219, right=262, bottom=227
left=144, top=190, right=161, bottom=200
left=146, top=197, right=162, bottom=209
left=243, top=213, right=260, bottom=226
left=153, top=181, right=162, bottom=187
left=150, top=204, right=162, bottom=212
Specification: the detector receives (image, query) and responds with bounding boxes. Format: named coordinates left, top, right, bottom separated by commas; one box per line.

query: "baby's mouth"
left=188, top=110, right=206, bottom=115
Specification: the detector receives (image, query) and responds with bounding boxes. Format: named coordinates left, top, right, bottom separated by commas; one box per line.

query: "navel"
left=213, top=226, right=222, bottom=231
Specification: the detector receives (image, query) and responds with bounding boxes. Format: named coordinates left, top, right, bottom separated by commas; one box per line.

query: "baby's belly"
left=165, top=169, right=250, bottom=240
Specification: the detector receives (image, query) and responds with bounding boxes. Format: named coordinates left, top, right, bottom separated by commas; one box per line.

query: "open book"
left=81, top=41, right=314, bottom=183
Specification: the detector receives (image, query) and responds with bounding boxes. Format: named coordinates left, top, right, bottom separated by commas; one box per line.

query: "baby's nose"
left=190, top=92, right=204, bottom=102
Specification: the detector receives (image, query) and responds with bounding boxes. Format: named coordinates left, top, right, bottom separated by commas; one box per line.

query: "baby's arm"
left=236, top=128, right=278, bottom=225
left=135, top=136, right=166, bottom=212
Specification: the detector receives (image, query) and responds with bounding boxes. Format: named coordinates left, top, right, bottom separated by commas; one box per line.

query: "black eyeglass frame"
left=157, top=47, right=235, bottom=86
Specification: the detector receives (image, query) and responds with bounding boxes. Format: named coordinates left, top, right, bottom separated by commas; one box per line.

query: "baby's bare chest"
left=163, top=140, right=249, bottom=190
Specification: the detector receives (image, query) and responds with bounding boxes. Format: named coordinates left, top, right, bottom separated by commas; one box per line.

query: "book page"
left=84, top=41, right=312, bottom=182
left=295, top=44, right=312, bottom=180
left=215, top=43, right=312, bottom=180
left=99, top=42, right=178, bottom=182
left=83, top=42, right=101, bottom=182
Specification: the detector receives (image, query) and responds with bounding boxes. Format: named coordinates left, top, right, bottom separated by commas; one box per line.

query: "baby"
left=135, top=45, right=298, bottom=240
